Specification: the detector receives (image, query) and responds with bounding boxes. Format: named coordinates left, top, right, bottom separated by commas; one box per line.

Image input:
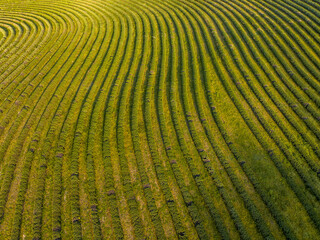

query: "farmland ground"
left=0, top=0, right=320, bottom=239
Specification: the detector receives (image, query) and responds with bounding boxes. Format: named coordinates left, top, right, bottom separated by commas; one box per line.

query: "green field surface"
left=0, top=0, right=320, bottom=239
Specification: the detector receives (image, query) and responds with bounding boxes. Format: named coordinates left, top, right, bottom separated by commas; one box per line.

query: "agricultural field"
left=0, top=0, right=320, bottom=239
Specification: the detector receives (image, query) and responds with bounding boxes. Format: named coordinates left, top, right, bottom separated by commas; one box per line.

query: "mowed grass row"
left=0, top=0, right=319, bottom=239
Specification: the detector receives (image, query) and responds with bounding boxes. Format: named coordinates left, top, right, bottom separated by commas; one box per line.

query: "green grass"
left=0, top=0, right=319, bottom=239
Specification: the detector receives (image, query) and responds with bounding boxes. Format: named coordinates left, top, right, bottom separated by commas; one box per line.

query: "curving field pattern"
left=0, top=0, right=320, bottom=239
